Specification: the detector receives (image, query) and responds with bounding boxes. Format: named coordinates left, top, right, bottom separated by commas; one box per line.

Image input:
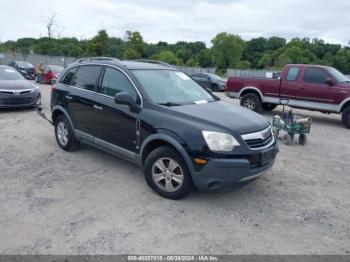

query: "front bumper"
left=191, top=144, right=278, bottom=191
left=0, top=91, right=41, bottom=108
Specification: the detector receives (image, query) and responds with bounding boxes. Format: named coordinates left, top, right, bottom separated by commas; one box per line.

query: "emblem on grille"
left=13, top=90, right=21, bottom=95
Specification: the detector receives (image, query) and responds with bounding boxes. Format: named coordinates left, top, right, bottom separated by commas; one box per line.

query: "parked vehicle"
left=8, top=61, right=35, bottom=80
left=35, top=65, right=64, bottom=84
left=191, top=72, right=227, bottom=92
left=0, top=66, right=41, bottom=108
left=226, top=64, right=350, bottom=128
left=48, top=57, right=278, bottom=199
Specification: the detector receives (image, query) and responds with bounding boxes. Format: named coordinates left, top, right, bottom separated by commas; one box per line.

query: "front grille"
left=242, top=127, right=274, bottom=150
left=0, top=97, right=34, bottom=105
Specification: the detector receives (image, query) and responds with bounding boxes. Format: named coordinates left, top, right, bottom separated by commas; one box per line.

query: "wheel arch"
left=239, top=87, right=263, bottom=100
left=52, top=105, right=75, bottom=129
left=339, top=98, right=350, bottom=112
left=140, top=134, right=194, bottom=174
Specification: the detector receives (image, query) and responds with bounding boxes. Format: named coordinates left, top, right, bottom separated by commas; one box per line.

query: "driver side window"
left=99, top=67, right=137, bottom=99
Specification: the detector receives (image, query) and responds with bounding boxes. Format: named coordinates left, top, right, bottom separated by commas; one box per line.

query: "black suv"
left=50, top=57, right=278, bottom=199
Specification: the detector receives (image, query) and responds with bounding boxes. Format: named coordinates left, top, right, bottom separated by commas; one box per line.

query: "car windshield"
left=328, top=67, right=350, bottom=83
left=208, top=73, right=226, bottom=82
left=132, top=70, right=215, bottom=105
left=16, top=61, right=33, bottom=68
left=49, top=66, right=64, bottom=73
left=0, top=67, right=24, bottom=80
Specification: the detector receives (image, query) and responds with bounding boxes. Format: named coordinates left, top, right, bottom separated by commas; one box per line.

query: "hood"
left=165, top=101, right=269, bottom=135
left=0, top=80, right=35, bottom=91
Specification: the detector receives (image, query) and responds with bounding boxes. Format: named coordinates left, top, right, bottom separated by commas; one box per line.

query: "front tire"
left=342, top=106, right=350, bottom=129
left=240, top=93, right=262, bottom=113
left=211, top=84, right=219, bottom=92
left=54, top=115, right=79, bottom=151
left=144, top=146, right=193, bottom=200
left=262, top=103, right=277, bottom=111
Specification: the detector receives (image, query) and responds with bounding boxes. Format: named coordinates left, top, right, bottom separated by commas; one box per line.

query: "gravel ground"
left=0, top=83, right=349, bottom=255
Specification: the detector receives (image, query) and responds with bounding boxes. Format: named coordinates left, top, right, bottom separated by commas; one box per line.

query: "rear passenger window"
left=99, top=67, right=137, bottom=98
left=303, top=68, right=328, bottom=84
left=60, top=68, right=77, bottom=85
left=286, top=67, right=300, bottom=81
left=72, top=66, right=102, bottom=91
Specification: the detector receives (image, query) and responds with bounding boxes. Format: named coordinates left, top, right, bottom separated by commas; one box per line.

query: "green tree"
left=124, top=31, right=145, bottom=59
left=244, top=37, right=268, bottom=68
left=87, top=30, right=109, bottom=56
left=333, top=48, right=350, bottom=74
left=197, top=49, right=213, bottom=68
left=236, top=60, right=252, bottom=69
left=152, top=50, right=180, bottom=65
left=266, top=37, right=286, bottom=51
left=211, top=32, right=245, bottom=69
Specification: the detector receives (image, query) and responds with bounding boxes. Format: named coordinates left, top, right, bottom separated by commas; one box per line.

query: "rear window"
left=303, top=68, right=328, bottom=84
left=286, top=67, right=300, bottom=81
left=72, top=66, right=102, bottom=91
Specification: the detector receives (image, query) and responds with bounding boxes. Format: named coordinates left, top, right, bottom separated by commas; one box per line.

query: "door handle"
left=65, top=95, right=73, bottom=100
left=93, top=105, right=103, bottom=111
left=298, top=86, right=305, bottom=90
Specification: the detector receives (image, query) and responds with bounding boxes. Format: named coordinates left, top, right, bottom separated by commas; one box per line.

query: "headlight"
left=202, top=131, right=240, bottom=152
left=31, top=85, right=39, bottom=92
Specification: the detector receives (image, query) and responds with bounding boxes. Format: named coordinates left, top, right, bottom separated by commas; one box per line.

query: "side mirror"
left=114, top=92, right=141, bottom=113
left=325, top=78, right=334, bottom=86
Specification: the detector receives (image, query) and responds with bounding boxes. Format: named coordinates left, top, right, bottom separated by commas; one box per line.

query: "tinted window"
left=99, top=67, right=137, bottom=98
left=72, top=66, right=102, bottom=91
left=303, top=68, right=328, bottom=84
left=286, top=67, right=300, bottom=81
left=60, top=67, right=77, bottom=85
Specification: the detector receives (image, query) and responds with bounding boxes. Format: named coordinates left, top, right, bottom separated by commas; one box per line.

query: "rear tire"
left=262, top=103, right=277, bottom=111
left=342, top=106, right=350, bottom=129
left=144, top=146, right=193, bottom=200
left=240, top=93, right=262, bottom=113
left=54, top=115, right=79, bottom=152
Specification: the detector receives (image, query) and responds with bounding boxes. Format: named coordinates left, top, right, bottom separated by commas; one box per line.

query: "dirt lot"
left=0, top=83, right=349, bottom=255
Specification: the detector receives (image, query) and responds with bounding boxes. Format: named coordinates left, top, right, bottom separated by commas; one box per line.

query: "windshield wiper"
left=158, top=102, right=182, bottom=107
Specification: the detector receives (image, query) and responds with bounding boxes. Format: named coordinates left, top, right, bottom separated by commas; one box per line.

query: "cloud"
left=0, top=0, right=349, bottom=46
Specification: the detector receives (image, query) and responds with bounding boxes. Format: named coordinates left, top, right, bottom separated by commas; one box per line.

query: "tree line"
left=1, top=30, right=350, bottom=73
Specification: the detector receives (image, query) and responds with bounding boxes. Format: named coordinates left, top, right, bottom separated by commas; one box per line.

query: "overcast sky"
left=1, top=0, right=349, bottom=46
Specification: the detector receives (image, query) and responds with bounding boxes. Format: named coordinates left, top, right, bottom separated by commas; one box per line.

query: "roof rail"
left=132, top=59, right=173, bottom=68
left=73, top=57, right=123, bottom=65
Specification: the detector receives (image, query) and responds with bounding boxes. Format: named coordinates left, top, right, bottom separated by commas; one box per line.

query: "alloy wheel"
left=151, top=158, right=184, bottom=192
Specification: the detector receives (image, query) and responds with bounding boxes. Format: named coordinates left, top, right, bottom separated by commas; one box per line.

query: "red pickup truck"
left=226, top=64, right=350, bottom=128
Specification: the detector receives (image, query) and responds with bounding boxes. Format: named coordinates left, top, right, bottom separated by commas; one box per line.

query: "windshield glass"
left=328, top=67, right=349, bottom=83
left=49, top=66, right=64, bottom=73
left=0, top=68, right=24, bottom=80
left=16, top=61, right=33, bottom=68
left=132, top=70, right=215, bottom=105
